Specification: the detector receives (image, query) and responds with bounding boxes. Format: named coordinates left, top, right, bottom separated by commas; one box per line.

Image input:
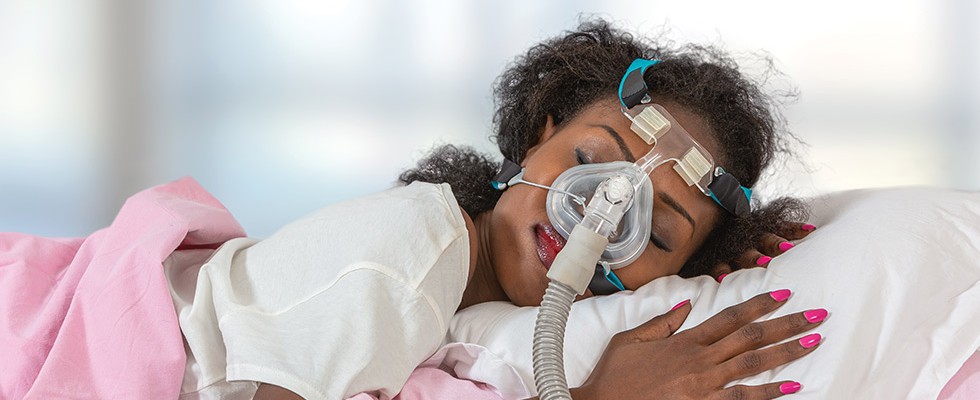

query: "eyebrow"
left=657, top=192, right=696, bottom=233
left=592, top=124, right=636, bottom=162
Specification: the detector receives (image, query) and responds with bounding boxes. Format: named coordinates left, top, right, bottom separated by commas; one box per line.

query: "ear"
left=521, top=114, right=559, bottom=167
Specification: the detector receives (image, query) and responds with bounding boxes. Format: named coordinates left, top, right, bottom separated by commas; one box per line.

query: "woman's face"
left=489, top=97, right=724, bottom=306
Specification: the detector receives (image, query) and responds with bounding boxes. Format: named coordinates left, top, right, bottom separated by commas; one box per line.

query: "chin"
left=512, top=269, right=552, bottom=307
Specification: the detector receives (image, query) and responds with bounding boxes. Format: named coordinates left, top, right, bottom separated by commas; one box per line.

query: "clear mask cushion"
left=546, top=161, right=654, bottom=269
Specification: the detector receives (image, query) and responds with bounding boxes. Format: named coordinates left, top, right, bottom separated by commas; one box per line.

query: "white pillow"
left=449, top=187, right=980, bottom=399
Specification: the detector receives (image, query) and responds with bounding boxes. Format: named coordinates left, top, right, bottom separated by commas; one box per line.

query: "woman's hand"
left=714, top=222, right=816, bottom=281
left=574, top=290, right=824, bottom=400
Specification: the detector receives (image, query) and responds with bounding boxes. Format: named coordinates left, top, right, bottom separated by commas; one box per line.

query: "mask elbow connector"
left=545, top=224, right=609, bottom=295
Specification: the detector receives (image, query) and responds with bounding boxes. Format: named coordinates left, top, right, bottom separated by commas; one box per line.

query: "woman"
left=243, top=19, right=823, bottom=399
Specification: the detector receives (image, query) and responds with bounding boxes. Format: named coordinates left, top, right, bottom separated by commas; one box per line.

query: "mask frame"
left=620, top=58, right=753, bottom=218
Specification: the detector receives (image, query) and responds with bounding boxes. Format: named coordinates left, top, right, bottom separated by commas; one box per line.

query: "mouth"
left=534, top=223, right=567, bottom=270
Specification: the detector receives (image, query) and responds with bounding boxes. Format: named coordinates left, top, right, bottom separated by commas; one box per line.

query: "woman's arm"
left=253, top=383, right=303, bottom=400
left=530, top=290, right=822, bottom=399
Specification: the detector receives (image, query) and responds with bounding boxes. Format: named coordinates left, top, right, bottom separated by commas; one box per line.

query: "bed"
left=2, top=179, right=978, bottom=399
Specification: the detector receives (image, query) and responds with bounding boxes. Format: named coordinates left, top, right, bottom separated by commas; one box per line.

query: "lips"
left=534, top=223, right=567, bottom=270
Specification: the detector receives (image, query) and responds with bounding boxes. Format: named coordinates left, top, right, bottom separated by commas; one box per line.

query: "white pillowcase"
left=449, top=187, right=980, bottom=398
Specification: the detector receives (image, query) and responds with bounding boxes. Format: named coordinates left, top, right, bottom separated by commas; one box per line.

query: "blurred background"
left=2, top=0, right=978, bottom=237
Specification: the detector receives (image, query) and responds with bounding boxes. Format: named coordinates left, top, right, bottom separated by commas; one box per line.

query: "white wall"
left=2, top=0, right=978, bottom=237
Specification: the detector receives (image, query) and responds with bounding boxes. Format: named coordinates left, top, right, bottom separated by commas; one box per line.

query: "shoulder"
left=382, top=182, right=467, bottom=228
left=399, top=182, right=480, bottom=295
left=290, top=181, right=465, bottom=229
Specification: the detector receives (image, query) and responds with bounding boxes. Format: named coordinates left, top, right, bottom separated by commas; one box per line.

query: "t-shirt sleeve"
left=188, top=182, right=471, bottom=399
left=222, top=263, right=452, bottom=400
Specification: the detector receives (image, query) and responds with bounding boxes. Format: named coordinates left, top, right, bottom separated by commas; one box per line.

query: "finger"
left=708, top=381, right=803, bottom=400
left=735, top=248, right=772, bottom=269
left=717, top=332, right=822, bottom=382
left=624, top=299, right=692, bottom=342
left=711, top=308, right=827, bottom=358
left=759, top=233, right=793, bottom=257
left=688, top=290, right=792, bottom=345
left=712, top=262, right=733, bottom=283
left=778, top=221, right=816, bottom=240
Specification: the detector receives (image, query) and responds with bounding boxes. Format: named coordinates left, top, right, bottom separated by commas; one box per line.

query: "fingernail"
left=671, top=299, right=691, bottom=311
left=756, top=255, right=772, bottom=266
left=802, top=223, right=817, bottom=231
left=716, top=273, right=728, bottom=283
left=780, top=381, right=802, bottom=394
left=799, top=333, right=822, bottom=348
left=778, top=241, right=794, bottom=252
left=769, top=289, right=792, bottom=302
left=804, top=308, right=828, bottom=323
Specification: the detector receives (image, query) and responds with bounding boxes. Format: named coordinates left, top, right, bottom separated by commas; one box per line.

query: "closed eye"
left=575, top=148, right=591, bottom=165
left=650, top=232, right=673, bottom=252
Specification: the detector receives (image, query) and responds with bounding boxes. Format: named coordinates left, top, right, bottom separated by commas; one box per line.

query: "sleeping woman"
left=214, top=19, right=827, bottom=400
left=0, top=18, right=826, bottom=400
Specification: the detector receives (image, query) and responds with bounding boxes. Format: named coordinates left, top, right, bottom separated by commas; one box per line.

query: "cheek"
left=488, top=188, right=552, bottom=306
left=612, top=248, right=685, bottom=290
left=612, top=212, right=719, bottom=290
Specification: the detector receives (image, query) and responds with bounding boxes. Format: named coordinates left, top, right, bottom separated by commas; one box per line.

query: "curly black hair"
left=400, top=19, right=806, bottom=277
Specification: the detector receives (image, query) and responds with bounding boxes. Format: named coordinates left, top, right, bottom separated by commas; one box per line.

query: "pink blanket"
left=0, top=178, right=246, bottom=399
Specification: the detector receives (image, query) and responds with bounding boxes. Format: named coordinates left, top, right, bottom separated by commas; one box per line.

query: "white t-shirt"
left=164, top=182, right=471, bottom=399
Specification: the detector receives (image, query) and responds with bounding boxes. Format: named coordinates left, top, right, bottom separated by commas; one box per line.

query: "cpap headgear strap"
left=491, top=158, right=523, bottom=190
left=589, top=263, right=626, bottom=295
left=492, top=158, right=590, bottom=206
left=620, top=58, right=753, bottom=218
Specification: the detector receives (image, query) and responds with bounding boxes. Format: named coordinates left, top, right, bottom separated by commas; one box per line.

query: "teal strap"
left=618, top=58, right=661, bottom=109
left=604, top=268, right=626, bottom=291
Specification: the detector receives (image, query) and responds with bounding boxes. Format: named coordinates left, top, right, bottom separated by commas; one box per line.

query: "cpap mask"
left=492, top=58, right=753, bottom=295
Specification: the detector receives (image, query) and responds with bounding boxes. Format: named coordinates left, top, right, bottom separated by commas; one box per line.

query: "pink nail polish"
left=802, top=223, right=816, bottom=231
left=779, top=241, right=794, bottom=252
left=804, top=309, right=828, bottom=323
left=717, top=273, right=728, bottom=283
left=780, top=381, right=802, bottom=394
left=671, top=299, right=691, bottom=311
left=769, top=289, right=792, bottom=302
left=799, top=333, right=822, bottom=348
left=756, top=255, right=772, bottom=266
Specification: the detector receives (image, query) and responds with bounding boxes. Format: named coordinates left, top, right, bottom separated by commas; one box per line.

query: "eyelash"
left=649, top=232, right=672, bottom=252
left=575, top=148, right=591, bottom=165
